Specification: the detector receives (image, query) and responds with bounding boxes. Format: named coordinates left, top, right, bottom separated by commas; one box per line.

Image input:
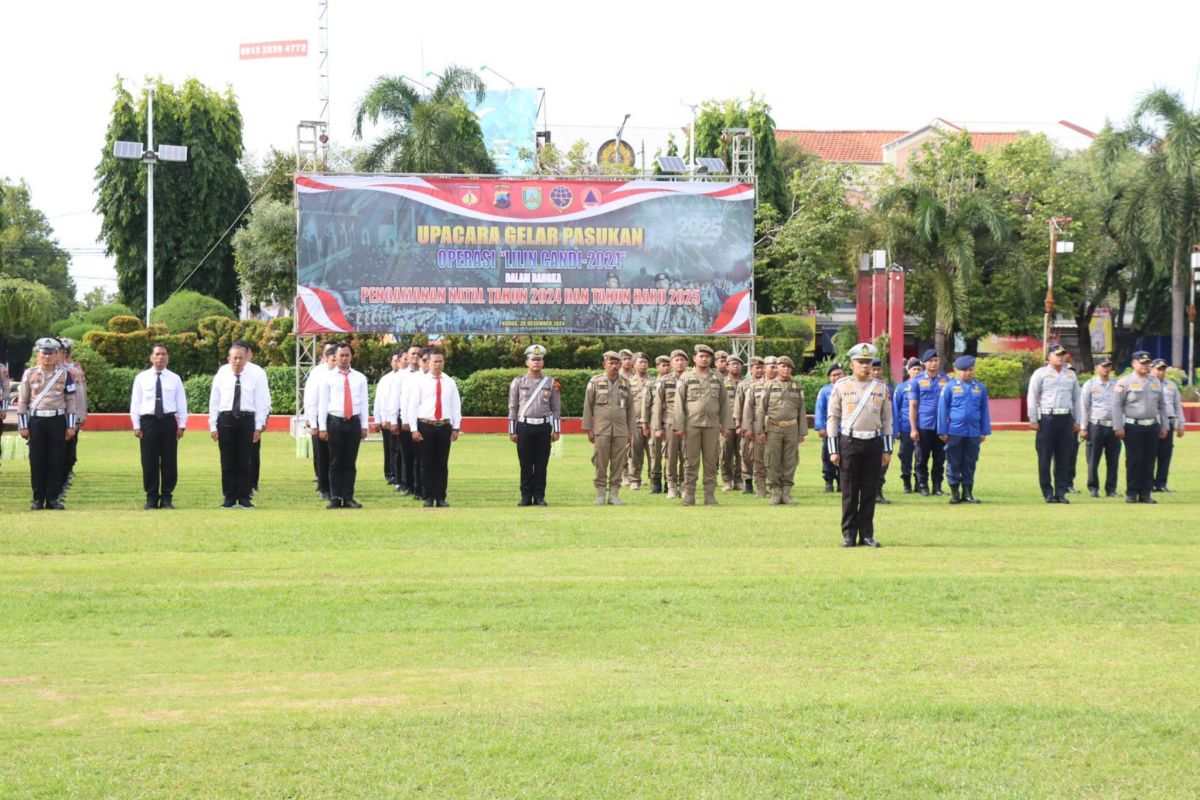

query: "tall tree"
left=95, top=77, right=250, bottom=312
left=692, top=95, right=787, bottom=215
left=0, top=178, right=76, bottom=319
left=232, top=198, right=296, bottom=308
left=1100, top=89, right=1200, bottom=366
left=352, top=66, right=496, bottom=174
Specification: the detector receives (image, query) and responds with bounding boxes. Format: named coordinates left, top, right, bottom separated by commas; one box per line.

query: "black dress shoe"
left=534, top=498, right=547, bottom=506
left=160, top=499, right=175, bottom=509
left=841, top=536, right=856, bottom=548
left=343, top=499, right=362, bottom=509
left=46, top=500, right=66, bottom=510
left=320, top=491, right=331, bottom=501
left=918, top=486, right=930, bottom=497
left=823, top=481, right=835, bottom=494
left=875, top=494, right=891, bottom=505
left=1161, top=487, right=1176, bottom=494
left=31, top=499, right=45, bottom=511
left=860, top=537, right=882, bottom=548
left=436, top=498, right=449, bottom=507
left=221, top=498, right=236, bottom=509
left=237, top=498, right=255, bottom=509
left=1089, top=488, right=1099, bottom=498
left=144, top=501, right=158, bottom=510
left=1140, top=495, right=1157, bottom=504
left=423, top=498, right=435, bottom=507
left=933, top=487, right=946, bottom=497
left=395, top=485, right=411, bottom=495
left=1125, top=495, right=1138, bottom=504
left=1066, top=486, right=1080, bottom=494
left=327, top=498, right=343, bottom=509
left=518, top=497, right=532, bottom=507
left=1106, top=491, right=1121, bottom=498
left=1056, top=495, right=1070, bottom=504
left=1045, top=496, right=1059, bottom=504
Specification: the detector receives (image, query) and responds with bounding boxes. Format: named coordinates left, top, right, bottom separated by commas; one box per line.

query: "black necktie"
left=232, top=373, right=242, bottom=415
left=154, top=372, right=164, bottom=419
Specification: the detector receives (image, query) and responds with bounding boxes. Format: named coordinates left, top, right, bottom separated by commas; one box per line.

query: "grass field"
left=0, top=430, right=1196, bottom=798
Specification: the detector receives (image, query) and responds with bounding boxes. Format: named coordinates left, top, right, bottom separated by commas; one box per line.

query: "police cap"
left=602, top=350, right=622, bottom=362
left=848, top=343, right=879, bottom=361
left=655, top=355, right=671, bottom=365
left=726, top=354, right=743, bottom=366
left=1131, top=350, right=1151, bottom=363
left=1150, top=358, right=1168, bottom=368
left=1096, top=357, right=1113, bottom=367
left=748, top=356, right=765, bottom=366
left=906, top=357, right=922, bottom=370
left=870, top=359, right=882, bottom=367
left=35, top=337, right=61, bottom=353
left=954, top=355, right=976, bottom=370
left=776, top=356, right=795, bottom=369
left=634, top=352, right=649, bottom=362
left=618, top=349, right=634, bottom=359
left=524, top=344, right=547, bottom=359
left=763, top=355, right=777, bottom=365
left=670, top=349, right=688, bottom=360
left=1050, top=345, right=1069, bottom=357
left=921, top=348, right=939, bottom=363
left=714, top=350, right=728, bottom=360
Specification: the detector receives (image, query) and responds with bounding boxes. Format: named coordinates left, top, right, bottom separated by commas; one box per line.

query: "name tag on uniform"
left=1130, top=382, right=1142, bottom=391
left=953, top=386, right=964, bottom=394
left=972, top=386, right=981, bottom=394
left=919, top=380, right=930, bottom=388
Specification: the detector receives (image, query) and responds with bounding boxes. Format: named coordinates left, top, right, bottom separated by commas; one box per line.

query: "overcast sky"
left=4, top=0, right=1199, bottom=300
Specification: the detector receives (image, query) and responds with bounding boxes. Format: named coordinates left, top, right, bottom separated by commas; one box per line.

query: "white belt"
left=1124, top=418, right=1157, bottom=426
left=521, top=417, right=548, bottom=425
left=33, top=409, right=64, bottom=417
left=1042, top=408, right=1073, bottom=415
left=843, top=430, right=879, bottom=440
left=1092, top=419, right=1113, bottom=428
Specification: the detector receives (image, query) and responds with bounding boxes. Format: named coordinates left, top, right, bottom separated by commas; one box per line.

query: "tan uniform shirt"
left=673, top=369, right=733, bottom=430
left=826, top=376, right=893, bottom=451
left=741, top=377, right=769, bottom=434
left=582, top=374, right=635, bottom=436
left=652, top=372, right=686, bottom=432
left=755, top=377, right=808, bottom=436
left=17, top=365, right=84, bottom=428
left=629, top=374, right=653, bottom=425
left=508, top=373, right=562, bottom=434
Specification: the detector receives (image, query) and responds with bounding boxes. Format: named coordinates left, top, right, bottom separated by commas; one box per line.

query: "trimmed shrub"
left=459, top=368, right=595, bottom=417
left=794, top=373, right=828, bottom=414
left=264, top=366, right=296, bottom=415
left=58, top=322, right=105, bottom=342
left=756, top=314, right=814, bottom=343
left=87, top=367, right=138, bottom=413
left=973, top=357, right=1023, bottom=399
left=184, top=374, right=213, bottom=414
left=150, top=291, right=236, bottom=333
left=84, top=303, right=136, bottom=325
left=108, top=315, right=143, bottom=334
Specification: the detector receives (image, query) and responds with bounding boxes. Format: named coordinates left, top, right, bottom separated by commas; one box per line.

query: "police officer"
left=674, top=344, right=733, bottom=505
left=1114, top=351, right=1168, bottom=503
left=740, top=357, right=771, bottom=498
left=870, top=359, right=893, bottom=505
left=736, top=356, right=764, bottom=494
left=625, top=352, right=653, bottom=490
left=583, top=351, right=634, bottom=505
left=130, top=343, right=188, bottom=509
left=827, top=343, right=893, bottom=548
left=508, top=344, right=561, bottom=506
left=937, top=355, right=991, bottom=504
left=57, top=339, right=87, bottom=496
left=648, top=355, right=671, bottom=494
left=652, top=349, right=689, bottom=499
left=755, top=355, right=807, bottom=505
left=814, top=363, right=845, bottom=493
left=909, top=349, right=948, bottom=496
left=1028, top=345, right=1082, bottom=503
left=17, top=338, right=82, bottom=510
left=893, top=358, right=923, bottom=493
left=720, top=354, right=744, bottom=491
left=1078, top=357, right=1121, bottom=498
left=1151, top=359, right=1185, bottom=493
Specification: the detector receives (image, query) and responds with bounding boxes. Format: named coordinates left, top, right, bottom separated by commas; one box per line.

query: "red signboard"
left=239, top=40, right=308, bottom=60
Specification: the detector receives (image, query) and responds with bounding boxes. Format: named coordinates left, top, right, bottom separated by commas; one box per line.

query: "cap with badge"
left=776, top=356, right=795, bottom=369
left=670, top=349, right=688, bottom=360
left=655, top=355, right=671, bottom=365
left=35, top=337, right=61, bottom=353
left=1096, top=356, right=1113, bottom=367
left=848, top=343, right=879, bottom=361
left=1132, top=350, right=1151, bottom=364
left=1049, top=345, right=1068, bottom=357
left=921, top=348, right=939, bottom=363
left=1150, top=358, right=1168, bottom=368
left=59, top=338, right=74, bottom=351
left=726, top=354, right=743, bottom=365
left=954, top=355, right=976, bottom=370
left=749, top=355, right=765, bottom=366
left=618, top=349, right=634, bottom=359
left=763, top=355, right=777, bottom=365
left=524, top=344, right=547, bottom=359
left=602, top=350, right=621, bottom=361
left=693, top=343, right=714, bottom=357
left=714, top=350, right=728, bottom=360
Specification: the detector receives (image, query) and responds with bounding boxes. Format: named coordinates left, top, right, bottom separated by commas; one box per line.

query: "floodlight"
left=695, top=157, right=727, bottom=175
left=157, top=144, right=189, bottom=162
left=1056, top=241, right=1074, bottom=254
left=656, top=156, right=687, bottom=174
left=114, top=141, right=145, bottom=160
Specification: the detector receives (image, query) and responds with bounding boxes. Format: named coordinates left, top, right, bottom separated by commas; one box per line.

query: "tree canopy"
left=0, top=178, right=76, bottom=319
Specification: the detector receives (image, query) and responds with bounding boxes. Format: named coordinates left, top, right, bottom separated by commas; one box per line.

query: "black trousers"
left=398, top=428, right=422, bottom=496
left=820, top=436, right=838, bottom=483
left=839, top=436, right=883, bottom=542
left=62, top=429, right=79, bottom=484
left=1036, top=415, right=1076, bottom=499
left=381, top=427, right=395, bottom=483
left=1086, top=424, right=1120, bottom=494
left=1123, top=425, right=1159, bottom=498
left=516, top=421, right=552, bottom=500
left=217, top=412, right=255, bottom=501
left=915, top=428, right=945, bottom=488
left=417, top=421, right=453, bottom=501
left=251, top=438, right=262, bottom=491
left=327, top=415, right=362, bottom=501
left=1068, top=436, right=1080, bottom=487
left=28, top=415, right=67, bottom=502
left=139, top=414, right=179, bottom=501
left=311, top=433, right=331, bottom=494
left=1154, top=428, right=1175, bottom=489
left=898, top=433, right=915, bottom=478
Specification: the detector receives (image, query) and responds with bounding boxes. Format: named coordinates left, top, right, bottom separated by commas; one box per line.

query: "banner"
left=296, top=175, right=755, bottom=336
left=978, top=334, right=1043, bottom=354
left=1089, top=308, right=1113, bottom=357
left=466, top=89, right=539, bottom=175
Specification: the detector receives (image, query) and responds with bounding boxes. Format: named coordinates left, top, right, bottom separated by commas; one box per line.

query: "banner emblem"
left=522, top=186, right=542, bottom=210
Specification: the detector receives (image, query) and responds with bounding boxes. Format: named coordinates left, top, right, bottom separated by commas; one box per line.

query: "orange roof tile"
left=776, top=129, right=906, bottom=164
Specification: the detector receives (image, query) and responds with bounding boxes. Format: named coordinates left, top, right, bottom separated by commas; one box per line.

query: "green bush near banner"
left=459, top=368, right=595, bottom=417
left=183, top=375, right=213, bottom=417
left=756, top=314, right=814, bottom=345
left=793, top=374, right=827, bottom=414
left=107, top=315, right=144, bottom=334
left=149, top=291, right=236, bottom=333
left=973, top=358, right=1024, bottom=399
left=87, top=367, right=138, bottom=415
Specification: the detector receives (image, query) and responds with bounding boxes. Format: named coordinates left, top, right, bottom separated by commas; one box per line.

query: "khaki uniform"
left=508, top=373, right=562, bottom=503
left=741, top=377, right=770, bottom=495
left=582, top=373, right=635, bottom=502
left=647, top=374, right=667, bottom=485
left=624, top=373, right=654, bottom=488
left=652, top=372, right=687, bottom=495
left=755, top=377, right=807, bottom=502
left=720, top=374, right=743, bottom=486
left=17, top=365, right=83, bottom=506
left=673, top=369, right=733, bottom=504
left=827, top=377, right=893, bottom=545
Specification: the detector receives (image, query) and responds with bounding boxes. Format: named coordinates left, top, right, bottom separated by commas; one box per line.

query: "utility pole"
left=1042, top=217, right=1073, bottom=361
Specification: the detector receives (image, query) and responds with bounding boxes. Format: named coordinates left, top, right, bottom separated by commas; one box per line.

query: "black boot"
left=964, top=485, right=980, bottom=504
left=841, top=533, right=856, bottom=548
left=824, top=480, right=834, bottom=494
left=744, top=479, right=754, bottom=495
left=933, top=482, right=945, bottom=497
left=651, top=476, right=663, bottom=494
left=876, top=491, right=891, bottom=505
left=918, top=480, right=930, bottom=497
left=949, top=485, right=961, bottom=504
left=902, top=476, right=912, bottom=494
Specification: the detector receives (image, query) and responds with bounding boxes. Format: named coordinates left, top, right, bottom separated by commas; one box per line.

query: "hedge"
left=87, top=367, right=138, bottom=415
left=459, top=368, right=596, bottom=417
left=973, top=357, right=1023, bottom=399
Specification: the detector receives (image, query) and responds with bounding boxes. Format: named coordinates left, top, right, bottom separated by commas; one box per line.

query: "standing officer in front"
left=508, top=344, right=561, bottom=506
left=317, top=342, right=370, bottom=508
left=826, top=343, right=892, bottom=547
left=674, top=343, right=733, bottom=506
left=1078, top=356, right=1121, bottom=498
left=1027, top=344, right=1081, bottom=503
left=209, top=343, right=271, bottom=509
left=583, top=351, right=634, bottom=505
left=1151, top=358, right=1185, bottom=493
left=1114, top=351, right=1168, bottom=503
left=755, top=355, right=806, bottom=505
left=937, top=355, right=990, bottom=504
left=17, top=337, right=82, bottom=510
left=909, top=349, right=948, bottom=496
left=130, top=343, right=188, bottom=509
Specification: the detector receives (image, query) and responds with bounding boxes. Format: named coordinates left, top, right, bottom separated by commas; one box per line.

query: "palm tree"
left=876, top=133, right=1008, bottom=360
left=352, top=65, right=496, bottom=174
left=1099, top=89, right=1200, bottom=366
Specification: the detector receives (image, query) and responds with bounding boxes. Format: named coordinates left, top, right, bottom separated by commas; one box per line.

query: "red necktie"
left=342, top=371, right=352, bottom=416
left=435, top=375, right=443, bottom=420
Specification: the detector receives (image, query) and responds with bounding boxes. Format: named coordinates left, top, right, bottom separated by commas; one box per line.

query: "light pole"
left=1042, top=217, right=1073, bottom=361
left=479, top=65, right=515, bottom=88
left=113, top=85, right=188, bottom=325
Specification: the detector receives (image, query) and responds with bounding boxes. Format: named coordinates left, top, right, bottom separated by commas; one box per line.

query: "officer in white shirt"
left=238, top=340, right=271, bottom=495
left=375, top=350, right=405, bottom=487
left=317, top=342, right=370, bottom=508
left=388, top=345, right=425, bottom=498
left=209, top=344, right=271, bottom=508
left=404, top=349, right=462, bottom=507
left=305, top=343, right=338, bottom=500
left=129, top=343, right=188, bottom=509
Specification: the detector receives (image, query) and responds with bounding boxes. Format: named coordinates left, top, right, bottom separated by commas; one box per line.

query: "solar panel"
left=113, top=141, right=144, bottom=160
left=696, top=157, right=727, bottom=174
left=157, top=144, right=189, bottom=163
left=656, top=156, right=687, bottom=174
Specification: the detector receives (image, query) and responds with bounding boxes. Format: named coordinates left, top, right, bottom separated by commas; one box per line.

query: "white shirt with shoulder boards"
left=129, top=367, right=189, bottom=429
left=404, top=371, right=462, bottom=430
left=317, top=368, right=370, bottom=431
left=208, top=364, right=272, bottom=432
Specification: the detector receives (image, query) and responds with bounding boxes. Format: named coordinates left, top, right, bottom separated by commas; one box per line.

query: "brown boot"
left=594, top=489, right=606, bottom=505
left=704, top=490, right=718, bottom=505
left=682, top=490, right=696, bottom=506
left=782, top=489, right=796, bottom=505
left=609, top=487, right=625, bottom=506
left=769, top=489, right=782, bottom=505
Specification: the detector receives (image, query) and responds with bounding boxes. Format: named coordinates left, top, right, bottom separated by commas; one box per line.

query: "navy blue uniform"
left=937, top=377, right=991, bottom=491
left=909, top=370, right=949, bottom=492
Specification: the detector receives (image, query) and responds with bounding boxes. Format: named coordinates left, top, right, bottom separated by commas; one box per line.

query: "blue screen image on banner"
left=468, top=88, right=538, bottom=175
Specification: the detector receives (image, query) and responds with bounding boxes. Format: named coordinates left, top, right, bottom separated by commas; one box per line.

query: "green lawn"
left=0, top=431, right=1196, bottom=798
